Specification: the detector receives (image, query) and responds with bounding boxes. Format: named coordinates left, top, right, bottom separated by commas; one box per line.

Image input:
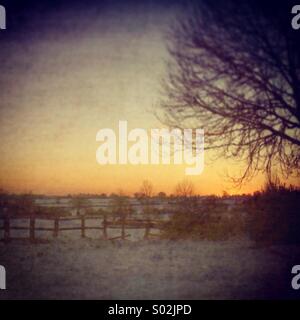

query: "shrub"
left=246, top=184, right=300, bottom=245
left=161, top=199, right=245, bottom=240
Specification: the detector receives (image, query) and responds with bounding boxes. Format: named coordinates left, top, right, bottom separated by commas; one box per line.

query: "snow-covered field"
left=1, top=239, right=299, bottom=299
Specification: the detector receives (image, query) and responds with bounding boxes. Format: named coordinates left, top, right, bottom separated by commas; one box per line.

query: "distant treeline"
left=1, top=178, right=299, bottom=245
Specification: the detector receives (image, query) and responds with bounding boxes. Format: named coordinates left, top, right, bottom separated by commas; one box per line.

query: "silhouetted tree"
left=138, top=180, right=154, bottom=219
left=175, top=179, right=195, bottom=198
left=157, top=191, right=167, bottom=198
left=139, top=180, right=154, bottom=198
left=161, top=0, right=300, bottom=183
left=174, top=179, right=199, bottom=214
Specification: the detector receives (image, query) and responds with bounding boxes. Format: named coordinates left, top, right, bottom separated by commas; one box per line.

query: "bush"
left=246, top=185, right=300, bottom=245
left=161, top=200, right=245, bottom=240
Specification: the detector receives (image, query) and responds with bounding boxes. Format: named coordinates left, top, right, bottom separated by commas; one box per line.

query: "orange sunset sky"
left=0, top=1, right=299, bottom=196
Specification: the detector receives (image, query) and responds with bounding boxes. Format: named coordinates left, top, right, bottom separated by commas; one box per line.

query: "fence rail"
left=0, top=214, right=164, bottom=243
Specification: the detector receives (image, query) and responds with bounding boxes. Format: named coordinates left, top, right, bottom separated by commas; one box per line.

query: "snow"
left=1, top=239, right=299, bottom=299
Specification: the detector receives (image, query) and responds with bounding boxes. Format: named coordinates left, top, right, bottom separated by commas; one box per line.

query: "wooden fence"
left=0, top=214, right=164, bottom=243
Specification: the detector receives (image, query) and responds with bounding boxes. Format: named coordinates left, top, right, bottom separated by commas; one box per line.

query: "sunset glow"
left=0, top=1, right=298, bottom=196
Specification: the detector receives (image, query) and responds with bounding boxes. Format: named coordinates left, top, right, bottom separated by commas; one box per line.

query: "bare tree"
left=174, top=179, right=199, bottom=215
left=175, top=179, right=195, bottom=198
left=138, top=180, right=154, bottom=220
left=161, top=0, right=300, bottom=184
left=157, top=191, right=167, bottom=199
left=139, top=180, right=154, bottom=198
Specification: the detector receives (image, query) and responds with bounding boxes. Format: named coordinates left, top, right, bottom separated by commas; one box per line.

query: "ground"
left=1, top=239, right=300, bottom=299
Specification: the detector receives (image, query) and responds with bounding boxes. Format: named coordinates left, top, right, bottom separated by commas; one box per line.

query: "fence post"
left=144, top=220, right=151, bottom=240
left=103, top=214, right=107, bottom=240
left=4, top=214, right=10, bottom=243
left=81, top=216, right=85, bottom=238
left=54, top=218, right=59, bottom=238
left=121, top=215, right=125, bottom=240
left=29, top=215, right=35, bottom=243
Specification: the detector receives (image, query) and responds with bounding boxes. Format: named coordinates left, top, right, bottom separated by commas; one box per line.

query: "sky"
left=0, top=0, right=298, bottom=196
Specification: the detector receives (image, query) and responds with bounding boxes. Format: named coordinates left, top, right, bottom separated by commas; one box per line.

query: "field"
left=1, top=238, right=300, bottom=299
left=1, top=194, right=300, bottom=300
